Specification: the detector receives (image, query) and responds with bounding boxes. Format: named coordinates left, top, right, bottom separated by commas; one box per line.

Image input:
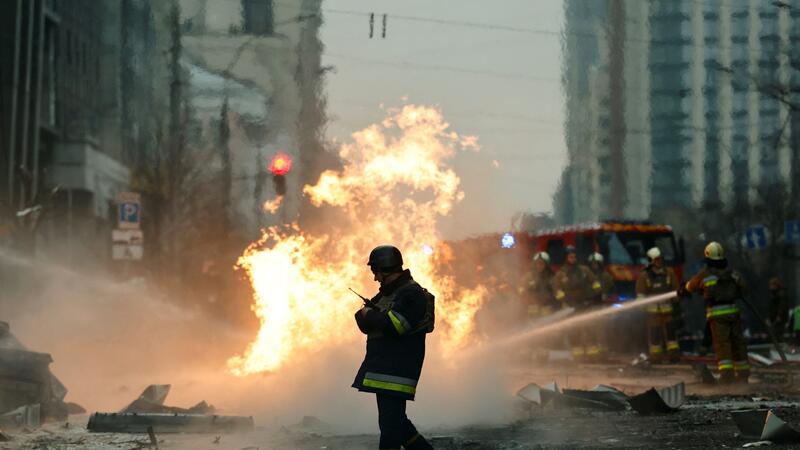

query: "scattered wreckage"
left=0, top=321, right=79, bottom=429
left=87, top=384, right=254, bottom=434
left=516, top=380, right=686, bottom=414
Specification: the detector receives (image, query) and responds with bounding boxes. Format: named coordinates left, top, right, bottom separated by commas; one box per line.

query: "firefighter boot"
left=404, top=433, right=433, bottom=450
left=734, top=360, right=750, bottom=384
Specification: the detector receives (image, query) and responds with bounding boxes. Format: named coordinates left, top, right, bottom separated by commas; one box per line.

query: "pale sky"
left=319, top=0, right=567, bottom=239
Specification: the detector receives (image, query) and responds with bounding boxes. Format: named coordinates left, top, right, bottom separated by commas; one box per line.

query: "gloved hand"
left=676, top=283, right=690, bottom=298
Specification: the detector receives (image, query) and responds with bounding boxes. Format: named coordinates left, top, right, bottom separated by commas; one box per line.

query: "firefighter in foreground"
left=353, top=245, right=435, bottom=450
left=636, top=247, right=680, bottom=361
left=554, top=246, right=602, bottom=361
left=679, top=242, right=749, bottom=383
left=588, top=252, right=614, bottom=359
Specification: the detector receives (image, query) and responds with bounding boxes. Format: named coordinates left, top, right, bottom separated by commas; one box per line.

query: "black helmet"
left=565, top=245, right=576, bottom=254
left=367, top=245, right=403, bottom=272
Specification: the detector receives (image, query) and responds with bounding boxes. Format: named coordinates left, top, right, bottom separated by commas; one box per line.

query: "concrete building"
left=555, top=0, right=798, bottom=224
left=178, top=0, right=327, bottom=234
left=0, top=0, right=166, bottom=262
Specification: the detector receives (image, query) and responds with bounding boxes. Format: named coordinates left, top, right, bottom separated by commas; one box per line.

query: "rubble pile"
left=0, top=321, right=77, bottom=428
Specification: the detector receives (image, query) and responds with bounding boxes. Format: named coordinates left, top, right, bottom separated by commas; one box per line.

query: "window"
left=599, top=232, right=678, bottom=266
left=546, top=239, right=566, bottom=265
left=576, top=234, right=595, bottom=263
left=242, top=0, right=274, bottom=35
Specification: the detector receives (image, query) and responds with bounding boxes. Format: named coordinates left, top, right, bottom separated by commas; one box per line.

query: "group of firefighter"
left=517, top=241, right=787, bottom=384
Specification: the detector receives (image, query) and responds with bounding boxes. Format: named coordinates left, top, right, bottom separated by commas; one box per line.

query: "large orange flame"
left=228, top=105, right=487, bottom=375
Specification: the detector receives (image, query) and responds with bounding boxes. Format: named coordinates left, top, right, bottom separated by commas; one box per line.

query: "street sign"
left=785, top=221, right=800, bottom=243
left=116, top=192, right=141, bottom=230
left=112, top=228, right=143, bottom=261
left=744, top=225, right=768, bottom=250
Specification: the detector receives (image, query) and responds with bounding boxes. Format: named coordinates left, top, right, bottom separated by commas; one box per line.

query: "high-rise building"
left=555, top=0, right=798, bottom=224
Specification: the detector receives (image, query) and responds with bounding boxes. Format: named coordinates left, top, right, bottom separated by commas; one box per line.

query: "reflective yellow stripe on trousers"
left=363, top=372, right=418, bottom=395
left=706, top=304, right=739, bottom=318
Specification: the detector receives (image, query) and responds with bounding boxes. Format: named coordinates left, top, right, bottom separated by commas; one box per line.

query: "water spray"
left=488, top=291, right=678, bottom=351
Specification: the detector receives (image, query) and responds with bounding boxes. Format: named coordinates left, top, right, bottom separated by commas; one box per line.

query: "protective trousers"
left=710, top=314, right=749, bottom=383
left=570, top=307, right=605, bottom=361
left=647, top=312, right=679, bottom=360
left=376, top=394, right=432, bottom=450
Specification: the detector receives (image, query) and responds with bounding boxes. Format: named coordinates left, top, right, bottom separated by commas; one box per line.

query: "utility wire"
left=274, top=0, right=797, bottom=58
left=324, top=52, right=558, bottom=83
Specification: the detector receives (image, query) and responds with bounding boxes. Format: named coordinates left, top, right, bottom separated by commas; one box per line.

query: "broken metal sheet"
left=0, top=404, right=41, bottom=429
left=137, top=385, right=170, bottom=406
left=629, top=383, right=684, bottom=415
left=87, top=413, right=255, bottom=434
left=742, top=441, right=773, bottom=448
left=731, top=409, right=800, bottom=443
left=657, top=382, right=685, bottom=409
left=121, top=385, right=216, bottom=415
left=749, top=352, right=775, bottom=367
left=515, top=382, right=559, bottom=406
left=557, top=390, right=624, bottom=411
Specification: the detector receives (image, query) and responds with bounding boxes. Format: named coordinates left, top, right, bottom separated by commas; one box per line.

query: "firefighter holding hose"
left=352, top=245, right=435, bottom=450
left=679, top=242, right=749, bottom=383
left=554, top=246, right=602, bottom=361
left=637, top=247, right=681, bottom=362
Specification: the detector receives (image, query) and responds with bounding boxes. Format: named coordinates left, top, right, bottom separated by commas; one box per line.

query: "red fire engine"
left=521, top=220, right=685, bottom=302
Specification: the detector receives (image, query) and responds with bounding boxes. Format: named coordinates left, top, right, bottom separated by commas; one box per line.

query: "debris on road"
left=87, top=412, right=255, bottom=433
left=627, top=382, right=685, bottom=415
left=88, top=384, right=251, bottom=434
left=0, top=321, right=74, bottom=425
left=731, top=409, right=800, bottom=443
left=121, top=384, right=216, bottom=414
left=0, top=404, right=40, bottom=429
left=517, top=380, right=684, bottom=414
left=560, top=388, right=627, bottom=411
left=749, top=352, right=776, bottom=367
left=515, top=382, right=559, bottom=406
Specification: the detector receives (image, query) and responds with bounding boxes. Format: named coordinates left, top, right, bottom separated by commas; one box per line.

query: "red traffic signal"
left=269, top=152, right=293, bottom=176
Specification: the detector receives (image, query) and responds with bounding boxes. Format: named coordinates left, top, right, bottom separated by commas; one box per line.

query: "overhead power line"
left=324, top=52, right=558, bottom=83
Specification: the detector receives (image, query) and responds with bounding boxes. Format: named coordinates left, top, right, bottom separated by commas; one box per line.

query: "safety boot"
left=404, top=433, right=433, bottom=450
left=719, top=371, right=735, bottom=384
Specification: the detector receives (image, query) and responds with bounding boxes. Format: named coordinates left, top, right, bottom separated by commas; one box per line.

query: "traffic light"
left=269, top=152, right=292, bottom=195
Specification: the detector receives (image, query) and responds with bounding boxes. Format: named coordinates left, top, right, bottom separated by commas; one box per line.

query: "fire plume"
left=228, top=105, right=485, bottom=376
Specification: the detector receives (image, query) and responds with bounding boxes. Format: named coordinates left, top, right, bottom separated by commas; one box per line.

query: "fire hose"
left=738, top=296, right=788, bottom=365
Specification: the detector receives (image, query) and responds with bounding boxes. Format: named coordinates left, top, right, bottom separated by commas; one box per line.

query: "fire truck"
left=522, top=220, right=685, bottom=301
left=519, top=221, right=686, bottom=353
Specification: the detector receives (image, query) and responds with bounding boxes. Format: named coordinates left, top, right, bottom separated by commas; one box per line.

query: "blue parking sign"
left=744, top=226, right=768, bottom=249
left=116, top=192, right=141, bottom=229
left=786, top=221, right=800, bottom=243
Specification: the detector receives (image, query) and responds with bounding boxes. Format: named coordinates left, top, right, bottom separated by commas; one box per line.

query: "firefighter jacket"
left=593, top=269, right=615, bottom=303
left=636, top=265, right=678, bottom=313
left=684, top=266, right=747, bottom=319
left=352, top=270, right=434, bottom=401
left=553, top=264, right=600, bottom=309
left=518, top=268, right=557, bottom=317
